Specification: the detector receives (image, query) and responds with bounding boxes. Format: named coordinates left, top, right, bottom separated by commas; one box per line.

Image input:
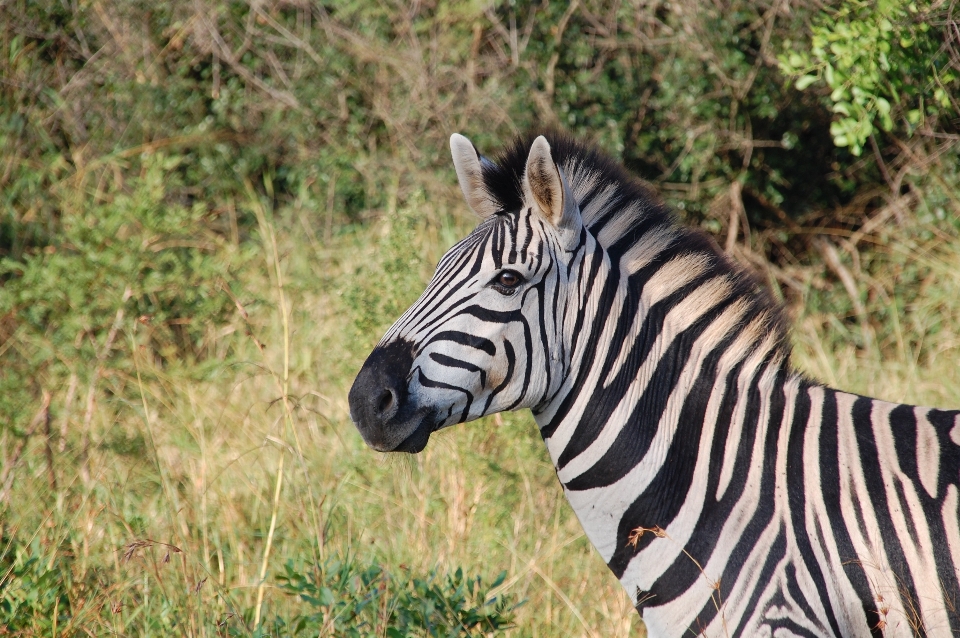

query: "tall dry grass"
left=0, top=182, right=642, bottom=635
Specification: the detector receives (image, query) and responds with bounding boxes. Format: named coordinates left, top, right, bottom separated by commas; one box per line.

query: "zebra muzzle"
left=349, top=339, right=432, bottom=453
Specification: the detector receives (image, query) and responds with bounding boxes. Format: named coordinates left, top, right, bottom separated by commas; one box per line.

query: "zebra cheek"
left=484, top=358, right=507, bottom=391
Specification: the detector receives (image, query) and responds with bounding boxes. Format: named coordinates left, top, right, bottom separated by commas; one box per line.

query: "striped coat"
left=349, top=133, right=960, bottom=637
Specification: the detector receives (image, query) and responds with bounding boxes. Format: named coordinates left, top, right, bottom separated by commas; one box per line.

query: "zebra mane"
left=479, top=132, right=672, bottom=240
left=480, top=132, right=793, bottom=363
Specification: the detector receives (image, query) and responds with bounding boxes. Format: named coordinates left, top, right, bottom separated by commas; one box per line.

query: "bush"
left=0, top=152, right=250, bottom=425
left=269, top=555, right=518, bottom=637
left=780, top=0, right=959, bottom=155
left=0, top=528, right=517, bottom=637
left=2, top=0, right=956, bottom=279
left=0, top=533, right=77, bottom=634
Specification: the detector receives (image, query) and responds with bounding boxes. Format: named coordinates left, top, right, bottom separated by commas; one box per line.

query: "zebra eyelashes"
left=489, top=269, right=525, bottom=294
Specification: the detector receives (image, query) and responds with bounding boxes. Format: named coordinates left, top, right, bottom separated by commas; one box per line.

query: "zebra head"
left=349, top=134, right=588, bottom=453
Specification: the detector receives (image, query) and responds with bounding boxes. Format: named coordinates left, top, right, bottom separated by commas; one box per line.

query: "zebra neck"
left=538, top=335, right=791, bottom=546
left=534, top=258, right=797, bottom=553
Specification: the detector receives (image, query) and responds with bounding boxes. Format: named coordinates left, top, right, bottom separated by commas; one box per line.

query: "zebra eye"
left=492, top=270, right=524, bottom=292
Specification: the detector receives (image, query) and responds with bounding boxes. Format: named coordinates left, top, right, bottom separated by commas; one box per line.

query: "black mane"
left=481, top=132, right=670, bottom=231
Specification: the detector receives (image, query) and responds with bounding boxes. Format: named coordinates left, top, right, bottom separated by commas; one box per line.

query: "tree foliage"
left=781, top=0, right=959, bottom=156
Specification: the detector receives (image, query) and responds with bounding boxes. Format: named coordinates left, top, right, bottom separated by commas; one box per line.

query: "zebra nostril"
left=348, top=339, right=414, bottom=445
left=377, top=389, right=396, bottom=415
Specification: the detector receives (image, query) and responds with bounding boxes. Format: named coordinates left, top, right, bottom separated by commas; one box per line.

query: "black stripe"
left=483, top=339, right=516, bottom=412
left=422, top=330, right=495, bottom=356
left=428, top=352, right=487, bottom=388
left=818, top=390, right=883, bottom=633
left=851, top=395, right=925, bottom=635
left=677, top=370, right=786, bottom=629
left=520, top=210, right=533, bottom=263
left=643, top=359, right=768, bottom=623
left=545, top=265, right=701, bottom=446
left=531, top=271, right=555, bottom=409
left=533, top=217, right=546, bottom=272
left=927, top=408, right=960, bottom=496
left=630, top=357, right=748, bottom=617
left=729, top=524, right=788, bottom=637
left=539, top=244, right=618, bottom=439
left=454, top=307, right=532, bottom=408
left=787, top=384, right=844, bottom=637
left=601, top=328, right=730, bottom=577
left=398, top=240, right=487, bottom=335
left=459, top=306, right=524, bottom=325
left=507, top=211, right=518, bottom=265
left=505, top=310, right=534, bottom=412
left=891, top=403, right=920, bottom=484
left=416, top=368, right=472, bottom=404
left=784, top=562, right=831, bottom=637
left=563, top=297, right=734, bottom=490
left=918, top=408, right=960, bottom=633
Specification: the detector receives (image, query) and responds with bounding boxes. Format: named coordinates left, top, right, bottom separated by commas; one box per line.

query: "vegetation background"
left=0, top=0, right=958, bottom=635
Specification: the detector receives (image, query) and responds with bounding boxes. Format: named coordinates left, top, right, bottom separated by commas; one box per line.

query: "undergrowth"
left=0, top=188, right=639, bottom=636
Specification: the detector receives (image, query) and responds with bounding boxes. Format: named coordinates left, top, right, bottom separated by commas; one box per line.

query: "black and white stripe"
left=348, top=133, right=960, bottom=637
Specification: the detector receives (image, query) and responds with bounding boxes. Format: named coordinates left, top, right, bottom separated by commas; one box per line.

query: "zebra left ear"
left=522, top=136, right=582, bottom=241
left=450, top=133, right=500, bottom=219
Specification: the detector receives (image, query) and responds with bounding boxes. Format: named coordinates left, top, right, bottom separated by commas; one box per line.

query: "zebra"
left=348, top=132, right=960, bottom=637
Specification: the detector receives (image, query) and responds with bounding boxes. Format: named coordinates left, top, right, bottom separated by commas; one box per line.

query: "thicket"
left=0, top=534, right=517, bottom=635
left=0, top=0, right=958, bottom=634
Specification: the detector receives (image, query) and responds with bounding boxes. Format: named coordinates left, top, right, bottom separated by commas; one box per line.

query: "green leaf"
left=318, top=586, right=335, bottom=607
left=832, top=102, right=852, bottom=117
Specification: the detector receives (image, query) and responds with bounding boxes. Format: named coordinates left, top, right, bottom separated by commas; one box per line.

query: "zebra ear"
left=522, top=136, right=581, bottom=237
left=450, top=133, right=499, bottom=219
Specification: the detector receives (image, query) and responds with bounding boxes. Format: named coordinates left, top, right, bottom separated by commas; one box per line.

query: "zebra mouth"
left=391, top=412, right=437, bottom=453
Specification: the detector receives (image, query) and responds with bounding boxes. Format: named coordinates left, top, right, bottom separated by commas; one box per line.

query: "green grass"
left=1, top=175, right=958, bottom=636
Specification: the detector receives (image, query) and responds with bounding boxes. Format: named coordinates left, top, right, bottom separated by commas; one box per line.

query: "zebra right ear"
left=450, top=134, right=499, bottom=219
left=522, top=136, right=582, bottom=243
